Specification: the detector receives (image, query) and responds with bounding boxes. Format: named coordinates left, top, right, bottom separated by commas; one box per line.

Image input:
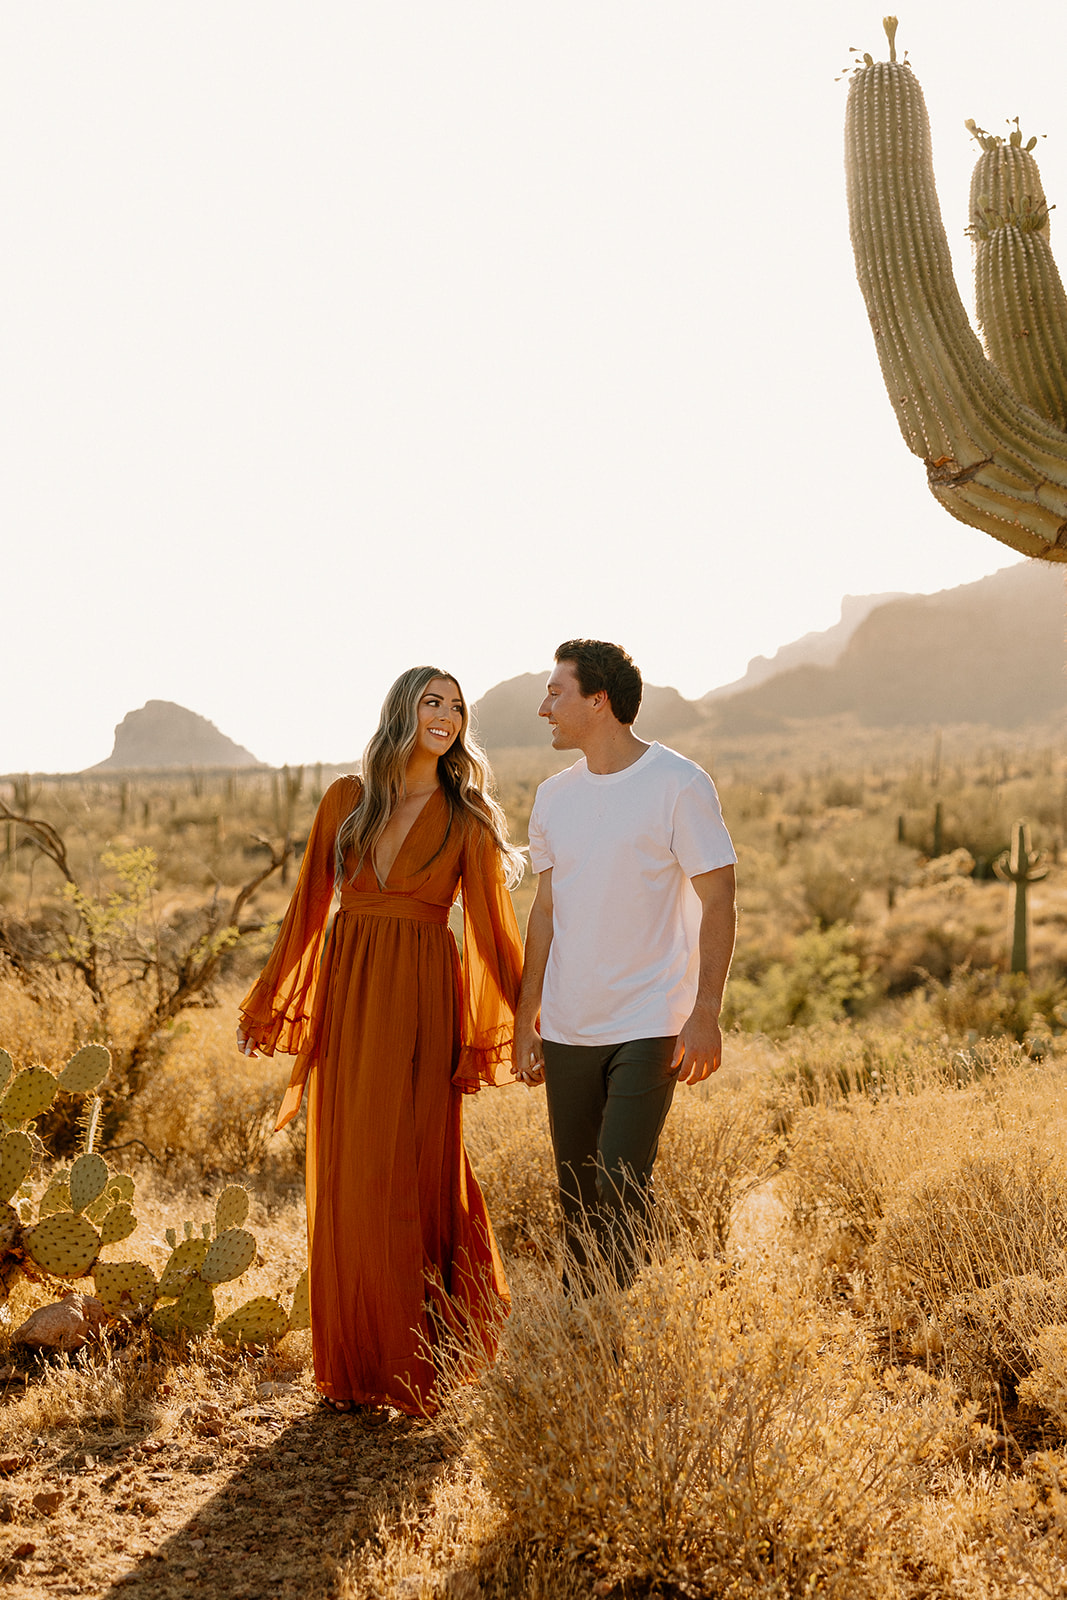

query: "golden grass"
left=4, top=1033, right=1067, bottom=1594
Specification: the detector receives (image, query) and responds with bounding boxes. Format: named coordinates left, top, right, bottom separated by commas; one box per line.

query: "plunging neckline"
left=371, top=787, right=444, bottom=891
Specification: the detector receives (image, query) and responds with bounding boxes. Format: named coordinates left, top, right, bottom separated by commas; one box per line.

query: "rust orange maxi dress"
left=238, top=775, right=523, bottom=1415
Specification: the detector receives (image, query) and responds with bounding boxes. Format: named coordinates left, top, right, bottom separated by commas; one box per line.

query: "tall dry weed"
left=445, top=1230, right=970, bottom=1597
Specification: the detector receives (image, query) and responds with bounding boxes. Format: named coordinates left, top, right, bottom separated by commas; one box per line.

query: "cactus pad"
left=174, top=1276, right=216, bottom=1334
left=93, top=1261, right=157, bottom=1315
left=150, top=1302, right=181, bottom=1339
left=57, top=1044, right=112, bottom=1096
left=37, top=1173, right=73, bottom=1218
left=0, top=1050, right=13, bottom=1096
left=214, top=1184, right=250, bottom=1234
left=99, top=1201, right=137, bottom=1247
left=156, top=1237, right=210, bottom=1298
left=0, top=1130, right=34, bottom=1205
left=200, top=1227, right=256, bottom=1285
left=107, top=1173, right=135, bottom=1205
left=0, top=1202, right=19, bottom=1254
left=288, top=1268, right=310, bottom=1331
left=69, top=1152, right=110, bottom=1215
left=24, top=1212, right=101, bottom=1279
left=1, top=1066, right=59, bottom=1127
left=216, top=1295, right=289, bottom=1347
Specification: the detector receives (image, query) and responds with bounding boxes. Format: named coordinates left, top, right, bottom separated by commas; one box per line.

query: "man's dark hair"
left=554, top=639, right=643, bottom=726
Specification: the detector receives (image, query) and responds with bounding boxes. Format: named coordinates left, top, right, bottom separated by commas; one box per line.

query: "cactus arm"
left=845, top=28, right=1067, bottom=559
left=970, top=134, right=1067, bottom=434
left=993, top=820, right=1048, bottom=973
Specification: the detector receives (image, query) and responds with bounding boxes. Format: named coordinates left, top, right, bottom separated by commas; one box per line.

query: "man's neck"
left=581, top=729, right=650, bottom=775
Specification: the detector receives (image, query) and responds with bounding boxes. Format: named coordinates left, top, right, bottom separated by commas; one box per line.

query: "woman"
left=237, top=667, right=525, bottom=1417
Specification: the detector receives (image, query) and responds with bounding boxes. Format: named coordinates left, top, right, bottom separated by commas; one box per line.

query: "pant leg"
left=595, top=1036, right=678, bottom=1283
left=541, top=1039, right=612, bottom=1282
left=542, top=1035, right=678, bottom=1289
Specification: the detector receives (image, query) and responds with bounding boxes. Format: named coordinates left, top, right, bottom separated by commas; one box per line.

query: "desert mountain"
left=472, top=673, right=703, bottom=750
left=711, top=561, right=1067, bottom=732
left=90, top=701, right=260, bottom=770
left=702, top=591, right=906, bottom=701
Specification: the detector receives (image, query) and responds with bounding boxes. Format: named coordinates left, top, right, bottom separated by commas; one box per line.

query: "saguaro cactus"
left=994, top=820, right=1048, bottom=973
left=845, top=17, right=1067, bottom=560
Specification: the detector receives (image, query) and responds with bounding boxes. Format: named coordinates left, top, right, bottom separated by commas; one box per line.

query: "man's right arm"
left=512, top=868, right=553, bottom=1086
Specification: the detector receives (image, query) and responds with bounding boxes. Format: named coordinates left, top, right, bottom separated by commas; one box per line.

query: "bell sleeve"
left=237, top=777, right=357, bottom=1058
left=453, top=820, right=524, bottom=1092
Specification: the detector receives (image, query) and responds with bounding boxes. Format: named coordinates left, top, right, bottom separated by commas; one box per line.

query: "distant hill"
left=89, top=701, right=260, bottom=770
left=711, top=562, right=1067, bottom=732
left=703, top=592, right=907, bottom=701
left=472, top=673, right=705, bottom=749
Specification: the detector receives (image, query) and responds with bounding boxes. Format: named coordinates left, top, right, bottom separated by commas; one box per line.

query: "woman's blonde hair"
left=336, top=666, right=524, bottom=888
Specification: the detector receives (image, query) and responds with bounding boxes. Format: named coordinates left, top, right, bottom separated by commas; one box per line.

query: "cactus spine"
left=994, top=820, right=1048, bottom=973
left=845, top=19, right=1067, bottom=560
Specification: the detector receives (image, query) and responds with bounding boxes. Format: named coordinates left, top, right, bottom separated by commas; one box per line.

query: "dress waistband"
left=337, top=891, right=449, bottom=926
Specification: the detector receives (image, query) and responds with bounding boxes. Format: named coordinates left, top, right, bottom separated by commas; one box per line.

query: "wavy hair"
left=336, top=666, right=524, bottom=888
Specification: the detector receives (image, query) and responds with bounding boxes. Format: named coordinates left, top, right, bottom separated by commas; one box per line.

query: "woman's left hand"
left=236, top=1027, right=261, bottom=1058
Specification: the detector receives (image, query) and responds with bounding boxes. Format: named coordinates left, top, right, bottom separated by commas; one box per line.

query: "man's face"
left=538, top=660, right=599, bottom=750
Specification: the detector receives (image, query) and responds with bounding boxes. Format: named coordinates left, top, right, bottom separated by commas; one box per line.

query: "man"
left=513, top=639, right=737, bottom=1284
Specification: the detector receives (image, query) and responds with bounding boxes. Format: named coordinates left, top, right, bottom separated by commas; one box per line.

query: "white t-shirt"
left=527, top=741, right=736, bottom=1046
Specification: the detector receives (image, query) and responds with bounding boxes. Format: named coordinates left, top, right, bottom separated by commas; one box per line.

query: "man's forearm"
left=516, top=899, right=552, bottom=1030
left=693, top=867, right=736, bottom=1017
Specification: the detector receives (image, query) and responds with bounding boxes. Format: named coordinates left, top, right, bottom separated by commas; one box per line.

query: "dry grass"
left=4, top=1037, right=1067, bottom=1596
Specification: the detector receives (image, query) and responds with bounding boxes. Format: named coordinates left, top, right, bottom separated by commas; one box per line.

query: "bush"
left=726, top=925, right=872, bottom=1037
left=450, top=1246, right=968, bottom=1597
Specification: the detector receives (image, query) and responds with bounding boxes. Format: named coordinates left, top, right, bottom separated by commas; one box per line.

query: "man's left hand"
left=670, top=1006, right=723, bottom=1084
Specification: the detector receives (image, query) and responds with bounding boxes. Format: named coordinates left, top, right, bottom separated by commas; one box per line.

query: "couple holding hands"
left=236, top=639, right=736, bottom=1417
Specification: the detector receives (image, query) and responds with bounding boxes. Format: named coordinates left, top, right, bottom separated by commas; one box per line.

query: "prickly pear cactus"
left=69, top=1152, right=110, bottom=1214
left=845, top=17, right=1067, bottom=559
left=0, top=1041, right=304, bottom=1353
left=288, top=1267, right=311, bottom=1332
left=0, top=1131, right=34, bottom=1206
left=57, top=1044, right=112, bottom=1096
left=1, top=1065, right=59, bottom=1128
left=201, top=1227, right=257, bottom=1285
left=24, top=1212, right=101, bottom=1280
left=156, top=1237, right=211, bottom=1299
left=216, top=1295, right=290, bottom=1347
left=93, top=1261, right=157, bottom=1315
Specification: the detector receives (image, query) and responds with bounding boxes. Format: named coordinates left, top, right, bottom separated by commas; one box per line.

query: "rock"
left=89, top=700, right=260, bottom=770
left=14, top=1295, right=109, bottom=1352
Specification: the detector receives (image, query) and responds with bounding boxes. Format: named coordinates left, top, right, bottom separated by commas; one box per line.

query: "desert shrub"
left=938, top=1276, right=1067, bottom=1401
left=726, top=924, right=872, bottom=1037
left=1018, top=1326, right=1067, bottom=1432
left=451, top=1246, right=968, bottom=1597
left=871, top=1146, right=1067, bottom=1395
left=120, top=1000, right=295, bottom=1172
left=655, top=1080, right=783, bottom=1253
left=789, top=844, right=868, bottom=928
left=463, top=1082, right=558, bottom=1254
left=926, top=967, right=1047, bottom=1042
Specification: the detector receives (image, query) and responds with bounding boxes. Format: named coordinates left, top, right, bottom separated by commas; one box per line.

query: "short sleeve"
left=670, top=771, right=737, bottom=879
left=527, top=792, right=554, bottom=875
left=237, top=777, right=358, bottom=1056
left=453, top=820, right=524, bottom=1092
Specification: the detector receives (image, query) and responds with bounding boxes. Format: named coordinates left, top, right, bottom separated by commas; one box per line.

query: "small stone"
left=32, top=1489, right=63, bottom=1515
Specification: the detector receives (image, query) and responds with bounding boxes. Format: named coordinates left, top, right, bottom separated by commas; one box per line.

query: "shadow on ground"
left=96, top=1406, right=452, bottom=1600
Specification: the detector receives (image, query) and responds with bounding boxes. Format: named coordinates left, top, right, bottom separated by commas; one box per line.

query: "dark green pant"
left=541, top=1035, right=678, bottom=1288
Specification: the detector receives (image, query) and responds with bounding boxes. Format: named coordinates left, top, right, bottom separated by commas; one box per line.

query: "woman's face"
left=415, top=677, right=464, bottom=761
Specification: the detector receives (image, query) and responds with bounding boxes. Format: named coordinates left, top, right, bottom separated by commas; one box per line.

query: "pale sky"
left=4, top=1, right=1065, bottom=773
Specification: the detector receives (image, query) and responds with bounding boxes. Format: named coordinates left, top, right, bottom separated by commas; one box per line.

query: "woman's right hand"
left=236, top=1026, right=261, bottom=1058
